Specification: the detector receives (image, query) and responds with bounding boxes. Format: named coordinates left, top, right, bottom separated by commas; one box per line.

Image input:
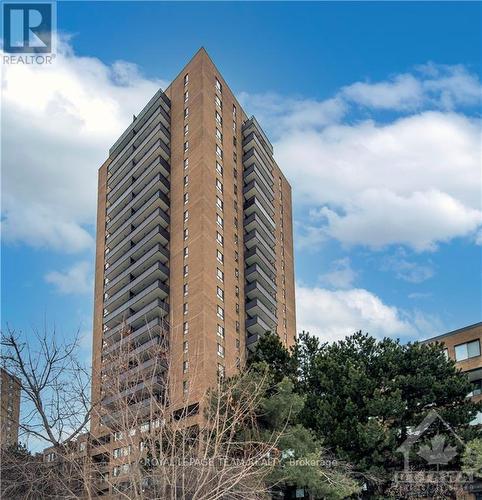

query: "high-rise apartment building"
left=91, top=48, right=296, bottom=435
left=0, top=367, right=21, bottom=448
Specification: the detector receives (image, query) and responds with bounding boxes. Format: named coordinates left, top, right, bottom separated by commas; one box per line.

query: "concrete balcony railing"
left=107, top=168, right=169, bottom=220
left=242, top=148, right=274, bottom=185
left=245, top=244, right=276, bottom=271
left=242, top=116, right=273, bottom=155
left=102, top=372, right=166, bottom=407
left=246, top=315, right=274, bottom=340
left=105, top=248, right=169, bottom=295
left=244, top=194, right=275, bottom=223
left=107, top=181, right=169, bottom=233
left=245, top=279, right=277, bottom=311
left=243, top=163, right=274, bottom=198
left=244, top=212, right=275, bottom=244
left=105, top=209, right=169, bottom=256
left=108, top=155, right=170, bottom=205
left=106, top=197, right=169, bottom=250
left=244, top=229, right=276, bottom=260
left=104, top=264, right=169, bottom=311
left=108, top=110, right=170, bottom=177
left=103, top=282, right=168, bottom=328
left=105, top=225, right=169, bottom=271
left=245, top=298, right=277, bottom=329
left=104, top=298, right=169, bottom=341
left=103, top=317, right=167, bottom=356
left=245, top=263, right=277, bottom=296
left=243, top=179, right=275, bottom=216
left=109, top=89, right=170, bottom=159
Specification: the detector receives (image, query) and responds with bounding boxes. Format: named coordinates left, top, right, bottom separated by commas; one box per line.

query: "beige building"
left=0, top=367, right=21, bottom=448
left=89, top=48, right=296, bottom=490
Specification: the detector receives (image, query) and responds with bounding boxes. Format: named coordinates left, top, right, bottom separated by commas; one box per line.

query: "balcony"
left=244, top=195, right=275, bottom=227
left=243, top=180, right=275, bottom=216
left=102, top=372, right=166, bottom=407
left=246, top=315, right=272, bottom=339
left=245, top=229, right=276, bottom=261
left=243, top=163, right=274, bottom=197
left=242, top=117, right=273, bottom=155
left=245, top=280, right=277, bottom=312
left=243, top=148, right=273, bottom=184
left=108, top=166, right=170, bottom=219
left=103, top=317, right=167, bottom=356
left=245, top=298, right=277, bottom=329
left=104, top=264, right=169, bottom=311
left=109, top=130, right=170, bottom=191
left=245, top=245, right=276, bottom=271
left=109, top=89, right=170, bottom=159
left=245, top=263, right=277, bottom=296
left=105, top=209, right=169, bottom=257
left=244, top=212, right=275, bottom=243
left=108, top=155, right=170, bottom=205
left=101, top=394, right=163, bottom=427
left=106, top=225, right=169, bottom=272
left=106, top=197, right=169, bottom=250
left=107, top=180, right=169, bottom=232
left=103, top=282, right=169, bottom=328
left=104, top=298, right=169, bottom=341
left=108, top=111, right=170, bottom=178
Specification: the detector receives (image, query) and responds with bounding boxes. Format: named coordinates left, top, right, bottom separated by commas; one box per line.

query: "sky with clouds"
left=1, top=2, right=481, bottom=353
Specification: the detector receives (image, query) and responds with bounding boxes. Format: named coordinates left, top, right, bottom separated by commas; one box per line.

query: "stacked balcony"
left=101, top=89, right=171, bottom=413
left=242, top=117, right=278, bottom=349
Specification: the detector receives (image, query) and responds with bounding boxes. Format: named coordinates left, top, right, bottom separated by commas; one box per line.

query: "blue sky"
left=2, top=1, right=481, bottom=351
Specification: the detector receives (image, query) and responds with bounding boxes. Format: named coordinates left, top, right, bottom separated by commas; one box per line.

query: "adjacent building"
left=0, top=367, right=21, bottom=448
left=90, top=47, right=296, bottom=460
left=423, top=322, right=482, bottom=423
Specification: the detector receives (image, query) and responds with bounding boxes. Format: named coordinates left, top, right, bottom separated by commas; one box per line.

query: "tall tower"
left=91, top=48, right=296, bottom=434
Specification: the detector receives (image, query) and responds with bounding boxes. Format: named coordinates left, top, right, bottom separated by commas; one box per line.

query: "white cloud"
left=296, top=284, right=441, bottom=343
left=1, top=36, right=166, bottom=252
left=45, top=261, right=92, bottom=295
left=319, top=257, right=358, bottom=289
left=276, top=112, right=482, bottom=251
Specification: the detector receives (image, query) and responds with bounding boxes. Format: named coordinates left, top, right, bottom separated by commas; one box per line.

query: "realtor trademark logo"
left=3, top=2, right=54, bottom=54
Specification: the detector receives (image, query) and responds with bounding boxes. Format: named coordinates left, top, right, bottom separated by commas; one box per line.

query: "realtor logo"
left=3, top=3, right=53, bottom=53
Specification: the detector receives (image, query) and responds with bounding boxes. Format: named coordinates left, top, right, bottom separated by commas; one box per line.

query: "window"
left=236, top=321, right=240, bottom=333
left=233, top=104, right=237, bottom=116
left=216, top=145, right=223, bottom=158
left=216, top=196, right=223, bottom=210
left=184, top=228, right=189, bottom=240
left=184, top=124, right=189, bottom=136
left=113, top=466, right=121, bottom=477
left=216, top=214, right=223, bottom=228
left=234, top=217, right=238, bottom=228
left=183, top=247, right=189, bottom=258
left=184, top=73, right=189, bottom=86
left=216, top=232, right=224, bottom=246
left=183, top=380, right=189, bottom=394
left=217, top=343, right=225, bottom=358
left=183, top=283, right=188, bottom=296
left=235, top=268, right=239, bottom=278
left=217, top=324, right=225, bottom=338
left=184, top=158, right=189, bottom=169
left=234, top=250, right=239, bottom=262
left=236, top=303, right=239, bottom=314
left=217, top=268, right=224, bottom=282
left=184, top=175, right=189, bottom=186
left=183, top=321, right=189, bottom=334
left=217, top=286, right=224, bottom=301
left=216, top=128, right=223, bottom=142
left=79, top=441, right=86, bottom=452
left=233, top=167, right=238, bottom=179
left=216, top=161, right=223, bottom=176
left=184, top=91, right=189, bottom=102
left=218, top=363, right=225, bottom=379
left=217, top=305, right=224, bottom=319
left=183, top=265, right=188, bottom=277
left=235, top=285, right=239, bottom=297
left=215, top=77, right=222, bottom=93
left=184, top=192, right=189, bottom=204
left=236, top=338, right=240, bottom=349
left=215, top=94, right=222, bottom=108
left=184, top=210, right=189, bottom=222
left=140, top=421, right=150, bottom=433
left=184, top=141, right=189, bottom=152
left=183, top=341, right=188, bottom=353
left=215, top=111, right=222, bottom=125
left=183, top=360, right=189, bottom=373
left=114, top=431, right=124, bottom=441
left=183, top=303, right=188, bottom=315
left=455, top=340, right=481, bottom=361
left=469, top=379, right=482, bottom=397
left=216, top=250, right=224, bottom=263
left=216, top=178, right=223, bottom=192
left=184, top=107, right=189, bottom=118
